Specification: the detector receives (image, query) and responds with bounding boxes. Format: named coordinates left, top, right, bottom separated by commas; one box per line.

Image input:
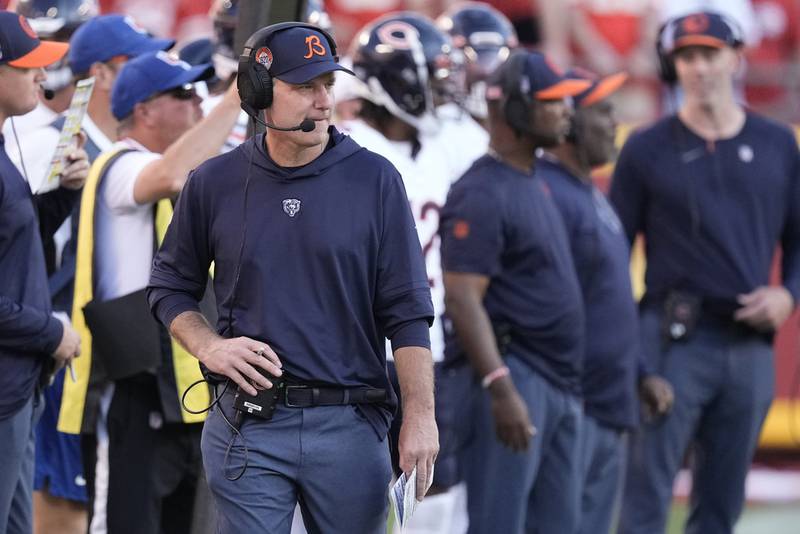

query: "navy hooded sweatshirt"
left=147, top=127, right=434, bottom=436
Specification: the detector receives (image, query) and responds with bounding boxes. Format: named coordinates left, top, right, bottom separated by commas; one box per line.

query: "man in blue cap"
left=0, top=10, right=90, bottom=534
left=10, top=14, right=175, bottom=188
left=439, top=50, right=590, bottom=533
left=612, top=12, right=800, bottom=534
left=537, top=68, right=675, bottom=534
left=147, top=22, right=438, bottom=533
left=61, top=49, right=241, bottom=533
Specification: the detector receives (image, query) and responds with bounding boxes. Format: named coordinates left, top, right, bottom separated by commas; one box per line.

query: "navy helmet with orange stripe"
left=12, top=0, right=98, bottom=41
left=350, top=11, right=461, bottom=134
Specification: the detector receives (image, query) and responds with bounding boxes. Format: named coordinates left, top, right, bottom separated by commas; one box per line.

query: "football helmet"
left=12, top=0, right=98, bottom=91
left=437, top=2, right=517, bottom=119
left=351, top=11, right=461, bottom=134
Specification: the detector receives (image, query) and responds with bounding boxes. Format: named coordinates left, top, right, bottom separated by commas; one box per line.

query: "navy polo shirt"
left=440, top=155, right=585, bottom=394
left=538, top=157, right=638, bottom=429
left=0, top=135, right=69, bottom=420
left=148, top=128, right=434, bottom=436
left=611, top=114, right=800, bottom=306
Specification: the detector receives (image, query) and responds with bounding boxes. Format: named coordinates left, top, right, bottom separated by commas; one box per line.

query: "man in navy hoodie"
left=612, top=12, right=800, bottom=534
left=0, top=10, right=88, bottom=534
left=147, top=23, right=438, bottom=533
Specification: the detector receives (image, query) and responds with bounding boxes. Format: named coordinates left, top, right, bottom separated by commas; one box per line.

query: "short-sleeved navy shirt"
left=538, top=156, right=639, bottom=429
left=440, top=155, right=585, bottom=394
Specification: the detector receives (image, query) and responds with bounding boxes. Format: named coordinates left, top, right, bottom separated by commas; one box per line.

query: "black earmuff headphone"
left=499, top=51, right=534, bottom=136
left=656, top=13, right=744, bottom=84
left=655, top=20, right=677, bottom=84
left=236, top=21, right=339, bottom=111
left=565, top=109, right=581, bottom=145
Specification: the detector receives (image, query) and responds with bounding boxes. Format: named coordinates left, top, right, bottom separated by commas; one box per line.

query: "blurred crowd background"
left=5, top=0, right=799, bottom=126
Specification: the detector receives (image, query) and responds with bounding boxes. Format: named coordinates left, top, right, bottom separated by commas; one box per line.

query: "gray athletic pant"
left=202, top=390, right=392, bottom=534
left=0, top=392, right=44, bottom=534
left=576, top=415, right=624, bottom=534
left=464, top=354, right=583, bottom=534
left=619, top=310, right=774, bottom=534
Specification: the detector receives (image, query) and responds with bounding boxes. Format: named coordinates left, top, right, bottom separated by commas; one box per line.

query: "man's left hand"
left=735, top=286, right=795, bottom=332
left=640, top=374, right=674, bottom=422
left=59, top=132, right=89, bottom=190
left=397, top=410, right=439, bottom=502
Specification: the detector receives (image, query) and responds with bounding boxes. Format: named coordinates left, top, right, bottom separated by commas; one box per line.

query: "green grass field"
left=667, top=501, right=800, bottom=534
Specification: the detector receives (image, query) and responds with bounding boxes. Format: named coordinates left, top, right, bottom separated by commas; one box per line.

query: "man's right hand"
left=52, top=322, right=80, bottom=367
left=197, top=337, right=283, bottom=396
left=489, top=377, right=536, bottom=452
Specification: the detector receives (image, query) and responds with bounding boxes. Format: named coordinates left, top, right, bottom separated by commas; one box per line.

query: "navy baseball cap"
left=253, top=25, right=353, bottom=84
left=663, top=12, right=742, bottom=55
left=566, top=68, right=628, bottom=108
left=111, top=50, right=213, bottom=120
left=0, top=11, right=68, bottom=68
left=68, top=14, right=174, bottom=75
left=486, top=51, right=591, bottom=102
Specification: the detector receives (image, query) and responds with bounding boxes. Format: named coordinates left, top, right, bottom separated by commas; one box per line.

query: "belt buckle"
left=284, top=384, right=309, bottom=408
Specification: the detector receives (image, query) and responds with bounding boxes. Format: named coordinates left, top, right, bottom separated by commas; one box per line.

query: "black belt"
left=641, top=292, right=774, bottom=341
left=283, top=385, right=387, bottom=408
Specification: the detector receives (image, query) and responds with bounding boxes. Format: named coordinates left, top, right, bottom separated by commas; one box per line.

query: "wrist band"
left=481, top=365, right=510, bottom=389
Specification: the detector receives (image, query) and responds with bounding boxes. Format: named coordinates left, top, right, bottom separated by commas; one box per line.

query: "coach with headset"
left=611, top=11, right=800, bottom=534
left=147, top=22, right=438, bottom=533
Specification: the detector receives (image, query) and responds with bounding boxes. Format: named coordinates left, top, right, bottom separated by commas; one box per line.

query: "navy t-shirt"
left=0, top=135, right=66, bottom=420
left=611, top=114, right=800, bottom=306
left=148, top=128, right=434, bottom=436
left=538, top=157, right=638, bottom=429
left=440, top=155, right=585, bottom=394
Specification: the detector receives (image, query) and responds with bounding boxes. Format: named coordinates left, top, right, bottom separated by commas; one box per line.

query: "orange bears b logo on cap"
left=304, top=35, right=326, bottom=59
left=682, top=14, right=710, bottom=34
left=18, top=16, right=37, bottom=39
left=255, top=47, right=273, bottom=69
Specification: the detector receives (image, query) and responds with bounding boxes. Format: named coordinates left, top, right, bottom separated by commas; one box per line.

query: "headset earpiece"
left=656, top=20, right=677, bottom=84
left=237, top=21, right=339, bottom=111
left=236, top=53, right=256, bottom=106
left=251, top=62, right=274, bottom=109
left=565, top=111, right=579, bottom=145
left=501, top=52, right=532, bottom=135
